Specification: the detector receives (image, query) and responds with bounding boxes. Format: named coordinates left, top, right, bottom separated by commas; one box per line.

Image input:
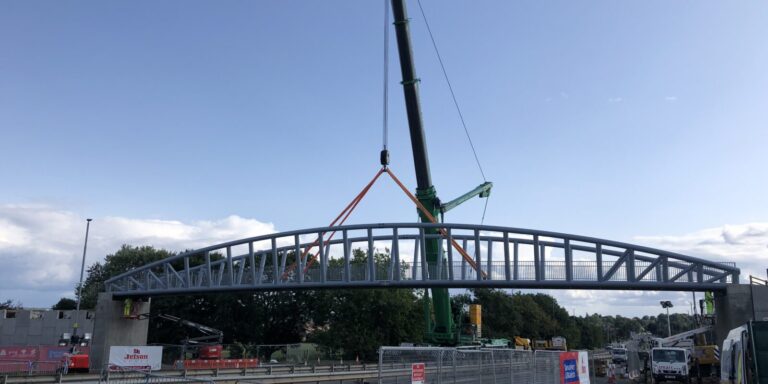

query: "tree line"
left=45, top=245, right=697, bottom=359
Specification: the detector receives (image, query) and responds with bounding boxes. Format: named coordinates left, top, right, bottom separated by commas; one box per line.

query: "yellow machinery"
left=532, top=337, right=567, bottom=351
left=469, top=304, right=482, bottom=338
left=534, top=339, right=550, bottom=349
left=514, top=336, right=532, bottom=350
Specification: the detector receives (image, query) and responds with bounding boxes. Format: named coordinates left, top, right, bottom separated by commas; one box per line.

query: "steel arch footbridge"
left=105, top=223, right=739, bottom=297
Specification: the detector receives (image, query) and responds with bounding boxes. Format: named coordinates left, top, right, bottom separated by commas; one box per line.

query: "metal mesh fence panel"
left=455, top=349, right=495, bottom=384
left=378, top=347, right=447, bottom=384
left=507, top=349, right=535, bottom=383
left=533, top=350, right=561, bottom=384
left=104, top=366, right=214, bottom=384
left=479, top=349, right=535, bottom=384
left=379, top=347, right=540, bottom=384
left=0, top=360, right=63, bottom=376
left=378, top=346, right=600, bottom=384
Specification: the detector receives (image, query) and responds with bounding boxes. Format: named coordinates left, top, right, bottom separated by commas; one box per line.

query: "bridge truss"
left=106, top=223, right=739, bottom=297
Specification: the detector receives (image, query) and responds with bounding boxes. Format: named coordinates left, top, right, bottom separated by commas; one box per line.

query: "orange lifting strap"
left=281, top=167, right=486, bottom=281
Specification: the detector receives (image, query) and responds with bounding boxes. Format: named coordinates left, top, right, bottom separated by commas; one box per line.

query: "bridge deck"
left=105, top=223, right=739, bottom=297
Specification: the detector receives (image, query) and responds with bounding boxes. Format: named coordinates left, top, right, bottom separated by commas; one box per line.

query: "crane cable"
left=415, top=0, right=491, bottom=224
left=284, top=1, right=396, bottom=280
left=281, top=166, right=486, bottom=281
left=382, top=0, right=390, bottom=153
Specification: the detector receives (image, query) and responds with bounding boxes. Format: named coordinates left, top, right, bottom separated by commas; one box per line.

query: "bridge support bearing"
left=90, top=292, right=151, bottom=371
left=714, top=284, right=768, bottom=347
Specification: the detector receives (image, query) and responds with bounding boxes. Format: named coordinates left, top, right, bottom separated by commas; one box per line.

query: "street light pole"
left=73, top=218, right=93, bottom=337
left=660, top=300, right=673, bottom=337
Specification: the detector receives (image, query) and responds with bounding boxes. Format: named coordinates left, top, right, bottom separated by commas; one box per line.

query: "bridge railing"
left=105, top=223, right=739, bottom=295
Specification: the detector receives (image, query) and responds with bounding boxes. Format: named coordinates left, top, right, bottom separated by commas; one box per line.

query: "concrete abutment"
left=89, top=293, right=150, bottom=371
left=714, top=284, right=768, bottom=347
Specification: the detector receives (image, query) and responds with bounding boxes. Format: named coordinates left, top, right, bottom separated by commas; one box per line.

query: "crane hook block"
left=380, top=149, right=390, bottom=166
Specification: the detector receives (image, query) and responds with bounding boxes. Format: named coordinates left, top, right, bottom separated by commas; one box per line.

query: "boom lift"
left=390, top=0, right=492, bottom=345
left=653, top=326, right=713, bottom=349
left=137, top=313, right=224, bottom=359
left=651, top=326, right=720, bottom=378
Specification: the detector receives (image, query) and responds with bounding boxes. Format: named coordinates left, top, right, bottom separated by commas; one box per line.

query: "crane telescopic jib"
left=390, top=0, right=490, bottom=345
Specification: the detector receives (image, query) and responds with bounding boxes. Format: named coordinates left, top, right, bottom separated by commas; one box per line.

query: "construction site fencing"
left=101, top=365, right=214, bottom=384
left=154, top=343, right=352, bottom=370
left=0, top=360, right=63, bottom=377
left=533, top=350, right=562, bottom=384
left=378, top=347, right=594, bottom=384
left=624, top=339, right=647, bottom=381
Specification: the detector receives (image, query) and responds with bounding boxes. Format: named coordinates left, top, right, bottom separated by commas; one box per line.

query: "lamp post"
left=73, top=218, right=93, bottom=338
left=660, top=300, right=674, bottom=337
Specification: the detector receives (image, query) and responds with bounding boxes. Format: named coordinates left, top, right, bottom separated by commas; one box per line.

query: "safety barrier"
left=378, top=346, right=596, bottom=384
left=103, top=365, right=214, bottom=384
left=0, top=345, right=88, bottom=362
left=750, top=274, right=768, bottom=286
left=174, top=359, right=260, bottom=370
left=0, top=360, right=63, bottom=376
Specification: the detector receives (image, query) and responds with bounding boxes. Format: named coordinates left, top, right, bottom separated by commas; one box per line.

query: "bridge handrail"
left=105, top=222, right=740, bottom=293
left=105, top=222, right=738, bottom=284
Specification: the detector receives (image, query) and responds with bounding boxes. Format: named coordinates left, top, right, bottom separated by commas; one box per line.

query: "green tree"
left=78, top=245, right=174, bottom=308
left=0, top=299, right=21, bottom=309
left=52, top=298, right=77, bottom=310
left=308, top=249, right=424, bottom=360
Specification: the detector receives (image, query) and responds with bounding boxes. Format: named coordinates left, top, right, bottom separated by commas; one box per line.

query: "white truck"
left=612, top=347, right=628, bottom=364
left=651, top=347, right=690, bottom=383
left=720, top=321, right=767, bottom=384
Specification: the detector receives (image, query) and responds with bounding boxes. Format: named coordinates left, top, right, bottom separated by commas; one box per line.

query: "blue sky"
left=1, top=1, right=767, bottom=315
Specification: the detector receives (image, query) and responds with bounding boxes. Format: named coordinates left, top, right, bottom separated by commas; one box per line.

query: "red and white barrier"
left=174, top=358, right=260, bottom=370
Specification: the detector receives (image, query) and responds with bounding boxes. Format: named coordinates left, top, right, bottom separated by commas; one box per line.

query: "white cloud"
left=608, top=97, right=623, bottom=103
left=548, top=223, right=768, bottom=317
left=665, top=96, right=678, bottom=102
left=3, top=204, right=765, bottom=317
left=634, top=223, right=768, bottom=278
left=0, top=204, right=276, bottom=306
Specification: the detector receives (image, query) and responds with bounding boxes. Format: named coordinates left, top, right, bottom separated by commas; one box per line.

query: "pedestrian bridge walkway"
left=105, top=223, right=739, bottom=296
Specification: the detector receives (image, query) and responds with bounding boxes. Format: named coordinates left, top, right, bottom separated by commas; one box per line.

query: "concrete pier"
left=714, top=284, right=768, bottom=347
left=89, top=293, right=150, bottom=372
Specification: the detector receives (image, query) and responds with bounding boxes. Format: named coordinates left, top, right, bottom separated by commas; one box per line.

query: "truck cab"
left=612, top=347, right=628, bottom=364
left=651, top=347, right=690, bottom=383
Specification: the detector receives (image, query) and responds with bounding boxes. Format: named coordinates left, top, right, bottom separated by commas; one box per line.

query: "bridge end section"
left=714, top=284, right=768, bottom=347
left=90, top=292, right=151, bottom=371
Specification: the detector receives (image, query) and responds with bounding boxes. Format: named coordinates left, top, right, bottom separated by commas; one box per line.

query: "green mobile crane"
left=389, top=0, right=492, bottom=346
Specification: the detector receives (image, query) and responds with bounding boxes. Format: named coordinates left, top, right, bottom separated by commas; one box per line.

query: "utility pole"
left=73, top=218, right=93, bottom=338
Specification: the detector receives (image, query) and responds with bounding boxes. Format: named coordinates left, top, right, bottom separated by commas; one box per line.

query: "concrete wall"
left=752, top=285, right=768, bottom=322
left=0, top=309, right=94, bottom=346
left=89, top=293, right=150, bottom=371
left=714, top=284, right=768, bottom=347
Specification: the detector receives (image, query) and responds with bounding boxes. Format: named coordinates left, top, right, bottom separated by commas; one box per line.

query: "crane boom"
left=390, top=0, right=498, bottom=345
left=390, top=0, right=455, bottom=344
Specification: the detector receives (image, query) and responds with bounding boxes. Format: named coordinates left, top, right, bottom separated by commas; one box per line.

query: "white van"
left=651, top=347, right=690, bottom=383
